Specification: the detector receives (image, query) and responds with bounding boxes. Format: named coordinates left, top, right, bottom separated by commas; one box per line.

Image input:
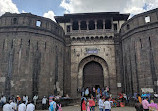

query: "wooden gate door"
left=83, top=61, right=104, bottom=88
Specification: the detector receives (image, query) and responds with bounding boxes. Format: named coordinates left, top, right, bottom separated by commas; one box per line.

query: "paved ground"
left=36, top=106, right=135, bottom=111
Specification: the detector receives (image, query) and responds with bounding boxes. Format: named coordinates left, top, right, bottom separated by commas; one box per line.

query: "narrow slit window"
left=127, top=24, right=130, bottom=30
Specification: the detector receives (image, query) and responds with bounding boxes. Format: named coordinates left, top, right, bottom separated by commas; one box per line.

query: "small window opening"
left=28, top=39, right=30, bottom=46
left=72, top=21, right=79, bottom=30
left=89, top=20, right=95, bottom=30
left=97, top=20, right=103, bottom=29
left=113, top=24, right=117, bottom=31
left=67, top=25, right=70, bottom=32
left=72, top=37, right=76, bottom=41
left=127, top=24, right=130, bottom=30
left=140, top=39, right=142, bottom=49
left=105, top=20, right=112, bottom=29
left=86, top=37, right=89, bottom=40
left=36, top=20, right=41, bottom=27
left=80, top=21, right=87, bottom=30
left=20, top=39, right=22, bottom=48
left=77, top=37, right=80, bottom=41
left=13, top=18, right=18, bottom=24
left=11, top=39, right=14, bottom=49
left=145, top=16, right=150, bottom=23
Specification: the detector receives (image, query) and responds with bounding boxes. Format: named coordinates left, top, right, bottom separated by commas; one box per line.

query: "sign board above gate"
left=86, top=48, right=99, bottom=54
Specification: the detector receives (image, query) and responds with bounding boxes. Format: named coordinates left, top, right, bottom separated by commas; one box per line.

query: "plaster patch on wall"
left=50, top=77, right=52, bottom=82
left=11, top=80, right=15, bottom=87
left=0, top=77, right=5, bottom=82
left=20, top=79, right=26, bottom=81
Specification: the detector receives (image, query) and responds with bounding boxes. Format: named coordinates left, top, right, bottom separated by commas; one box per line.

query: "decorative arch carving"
left=78, top=55, right=109, bottom=89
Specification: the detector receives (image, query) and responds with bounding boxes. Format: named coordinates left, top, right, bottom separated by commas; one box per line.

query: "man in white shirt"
left=33, top=95, right=38, bottom=105
left=1, top=95, right=6, bottom=106
left=26, top=101, right=35, bottom=111
left=42, top=96, right=47, bottom=110
left=10, top=100, right=17, bottom=111
left=23, top=95, right=28, bottom=105
left=104, top=97, right=111, bottom=111
left=18, top=101, right=26, bottom=111
left=98, top=96, right=104, bottom=111
left=3, top=101, right=13, bottom=111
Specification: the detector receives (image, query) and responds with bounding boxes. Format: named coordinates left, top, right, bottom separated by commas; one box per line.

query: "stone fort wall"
left=120, top=8, right=158, bottom=94
left=0, top=13, right=65, bottom=99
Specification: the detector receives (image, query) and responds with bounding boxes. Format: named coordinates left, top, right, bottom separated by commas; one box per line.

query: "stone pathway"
left=36, top=106, right=135, bottom=111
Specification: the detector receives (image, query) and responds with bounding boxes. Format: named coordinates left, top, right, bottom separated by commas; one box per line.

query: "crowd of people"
left=80, top=86, right=158, bottom=111
left=81, top=95, right=114, bottom=111
left=0, top=94, right=63, bottom=111
left=81, top=86, right=111, bottom=99
left=135, top=93, right=158, bottom=111
left=80, top=86, right=114, bottom=111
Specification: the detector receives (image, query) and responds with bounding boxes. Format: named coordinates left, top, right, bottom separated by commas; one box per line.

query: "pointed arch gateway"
left=78, top=55, right=109, bottom=89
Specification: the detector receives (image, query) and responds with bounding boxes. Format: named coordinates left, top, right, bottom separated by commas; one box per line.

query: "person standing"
left=92, top=87, right=96, bottom=97
left=81, top=87, right=85, bottom=97
left=42, top=96, right=47, bottom=110
left=49, top=98, right=56, bottom=111
left=85, top=87, right=89, bottom=97
left=3, top=101, right=13, bottom=111
left=33, top=95, right=38, bottom=106
left=10, top=100, right=17, bottom=111
left=98, top=96, right=104, bottom=111
left=16, top=95, right=21, bottom=106
left=137, top=94, right=142, bottom=103
left=23, top=95, right=28, bottom=105
left=142, top=97, right=149, bottom=111
left=97, top=87, right=100, bottom=94
left=81, top=98, right=86, bottom=111
left=88, top=96, right=95, bottom=111
left=104, top=97, right=111, bottom=111
left=26, top=101, right=35, bottom=111
left=18, top=101, right=26, bottom=111
left=0, top=95, right=6, bottom=107
left=135, top=100, right=143, bottom=111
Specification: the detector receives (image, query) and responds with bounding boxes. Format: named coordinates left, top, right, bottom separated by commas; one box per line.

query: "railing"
left=66, top=29, right=115, bottom=36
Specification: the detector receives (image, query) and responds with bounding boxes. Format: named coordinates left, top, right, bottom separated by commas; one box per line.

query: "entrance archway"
left=83, top=61, right=104, bottom=88
left=78, top=55, right=109, bottom=89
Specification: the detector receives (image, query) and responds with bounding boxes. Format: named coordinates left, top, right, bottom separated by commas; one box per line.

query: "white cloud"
left=0, top=0, right=19, bottom=16
left=21, top=10, right=27, bottom=13
left=60, top=0, right=158, bottom=16
left=43, top=11, right=56, bottom=22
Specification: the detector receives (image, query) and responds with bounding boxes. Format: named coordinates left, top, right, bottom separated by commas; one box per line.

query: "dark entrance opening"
left=83, top=61, right=104, bottom=88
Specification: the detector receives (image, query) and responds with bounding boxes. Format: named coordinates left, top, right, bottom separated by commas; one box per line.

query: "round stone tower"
left=0, top=12, right=65, bottom=98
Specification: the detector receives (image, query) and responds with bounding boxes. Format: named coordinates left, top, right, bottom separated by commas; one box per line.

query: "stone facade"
left=0, top=8, right=158, bottom=99
left=55, top=12, right=129, bottom=97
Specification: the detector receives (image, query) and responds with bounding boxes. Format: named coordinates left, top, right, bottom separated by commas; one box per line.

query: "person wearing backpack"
left=49, top=98, right=56, bottom=111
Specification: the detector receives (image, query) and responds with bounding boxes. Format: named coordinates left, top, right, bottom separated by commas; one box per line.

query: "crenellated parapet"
left=0, top=12, right=65, bottom=41
left=120, top=8, right=158, bottom=39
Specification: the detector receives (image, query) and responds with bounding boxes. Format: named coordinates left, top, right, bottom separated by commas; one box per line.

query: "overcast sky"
left=0, top=0, right=158, bottom=21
